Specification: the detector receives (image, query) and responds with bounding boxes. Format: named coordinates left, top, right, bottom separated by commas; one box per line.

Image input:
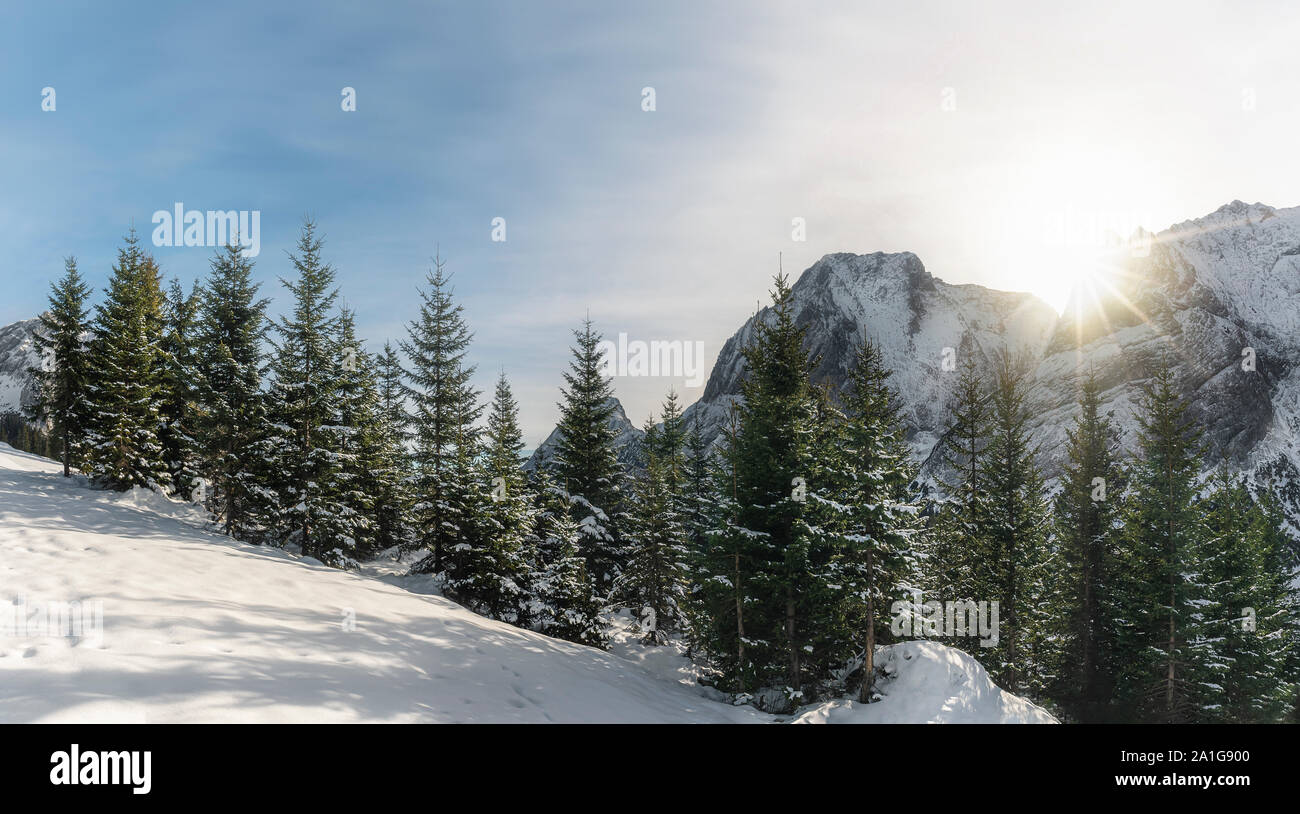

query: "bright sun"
left=982, top=149, right=1158, bottom=314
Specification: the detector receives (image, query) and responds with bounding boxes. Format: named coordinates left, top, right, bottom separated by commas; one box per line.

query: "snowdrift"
left=793, top=641, right=1057, bottom=724
left=0, top=444, right=1052, bottom=723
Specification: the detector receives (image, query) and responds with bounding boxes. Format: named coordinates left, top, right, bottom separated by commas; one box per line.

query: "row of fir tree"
left=24, top=223, right=1299, bottom=721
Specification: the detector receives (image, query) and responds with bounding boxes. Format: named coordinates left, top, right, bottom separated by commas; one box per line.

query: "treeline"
left=1, top=410, right=52, bottom=455
left=929, top=352, right=1299, bottom=722
left=26, top=223, right=605, bottom=646
left=24, top=227, right=1300, bottom=721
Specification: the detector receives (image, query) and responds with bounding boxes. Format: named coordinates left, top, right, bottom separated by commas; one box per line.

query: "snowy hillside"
left=0, top=443, right=1052, bottom=723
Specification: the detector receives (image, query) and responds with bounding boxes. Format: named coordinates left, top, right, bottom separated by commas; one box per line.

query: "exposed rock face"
left=1016, top=201, right=1300, bottom=519
left=683, top=250, right=1059, bottom=463
left=0, top=318, right=43, bottom=416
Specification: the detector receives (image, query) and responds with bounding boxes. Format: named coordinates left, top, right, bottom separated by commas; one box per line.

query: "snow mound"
left=793, top=640, right=1058, bottom=724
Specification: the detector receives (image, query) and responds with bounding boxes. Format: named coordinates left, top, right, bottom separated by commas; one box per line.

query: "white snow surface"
left=792, top=641, right=1057, bottom=724
left=0, top=443, right=1050, bottom=723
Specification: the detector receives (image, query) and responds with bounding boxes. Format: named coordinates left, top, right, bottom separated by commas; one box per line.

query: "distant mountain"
left=524, top=397, right=644, bottom=474
left=531, top=200, right=1300, bottom=525
left=679, top=250, right=1058, bottom=464
left=0, top=318, right=43, bottom=416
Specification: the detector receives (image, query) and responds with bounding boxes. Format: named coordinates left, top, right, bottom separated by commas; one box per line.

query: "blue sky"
left=3, top=1, right=1299, bottom=442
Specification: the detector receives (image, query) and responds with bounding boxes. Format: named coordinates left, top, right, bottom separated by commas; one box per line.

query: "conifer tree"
left=262, top=220, right=351, bottom=563
left=618, top=416, right=690, bottom=644
left=1112, top=354, right=1205, bottom=722
left=1243, top=486, right=1300, bottom=721
left=973, top=352, right=1050, bottom=695
left=530, top=489, right=607, bottom=648
left=691, top=408, right=758, bottom=689
left=331, top=310, right=380, bottom=560
left=27, top=257, right=92, bottom=477
left=369, top=342, right=413, bottom=553
left=158, top=278, right=202, bottom=499
left=551, top=318, right=625, bottom=589
left=401, top=254, right=481, bottom=574
left=928, top=352, right=990, bottom=608
left=833, top=339, right=920, bottom=702
left=647, top=390, right=687, bottom=495
left=1197, top=470, right=1300, bottom=721
left=194, top=241, right=270, bottom=538
left=1052, top=370, right=1122, bottom=721
left=704, top=274, right=825, bottom=701
left=681, top=416, right=715, bottom=552
left=82, top=230, right=169, bottom=491
left=443, top=374, right=535, bottom=623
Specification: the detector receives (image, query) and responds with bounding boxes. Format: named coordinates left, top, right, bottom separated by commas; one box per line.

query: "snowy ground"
left=0, top=444, right=1054, bottom=723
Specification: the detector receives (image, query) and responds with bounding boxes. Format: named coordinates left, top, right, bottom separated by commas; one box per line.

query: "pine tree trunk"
left=786, top=586, right=799, bottom=692
left=860, top=547, right=876, bottom=703
left=734, top=551, right=745, bottom=689
left=1165, top=464, right=1176, bottom=718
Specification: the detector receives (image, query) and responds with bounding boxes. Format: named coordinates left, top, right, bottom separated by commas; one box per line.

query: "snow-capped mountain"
left=680, top=250, right=1059, bottom=464
left=531, top=200, right=1300, bottom=522
left=1024, top=201, right=1300, bottom=513
left=0, top=318, right=43, bottom=416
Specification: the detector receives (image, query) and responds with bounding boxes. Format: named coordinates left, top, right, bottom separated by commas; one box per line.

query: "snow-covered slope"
left=0, top=318, right=43, bottom=415
left=0, top=443, right=1049, bottom=723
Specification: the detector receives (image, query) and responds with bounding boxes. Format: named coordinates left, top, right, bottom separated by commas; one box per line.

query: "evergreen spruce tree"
left=618, top=416, right=690, bottom=644
left=1197, top=470, right=1300, bottom=721
left=331, top=310, right=380, bottom=560
left=691, top=407, right=758, bottom=689
left=194, top=241, right=270, bottom=538
left=700, top=274, right=826, bottom=703
left=262, top=220, right=351, bottom=563
left=682, top=416, right=715, bottom=552
left=973, top=352, right=1050, bottom=696
left=442, top=374, right=535, bottom=624
left=927, top=353, right=990, bottom=610
left=530, top=493, right=607, bottom=648
left=1112, top=353, right=1205, bottom=722
left=648, top=390, right=688, bottom=495
left=551, top=318, right=625, bottom=590
left=369, top=342, right=414, bottom=553
left=26, top=257, right=92, bottom=477
left=158, top=278, right=202, bottom=499
left=82, top=230, right=169, bottom=491
left=1051, top=370, right=1122, bottom=722
left=401, top=254, right=481, bottom=574
left=1244, top=485, right=1300, bottom=721
left=833, top=339, right=920, bottom=702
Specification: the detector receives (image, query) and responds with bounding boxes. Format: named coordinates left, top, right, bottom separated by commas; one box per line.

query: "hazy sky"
left=2, top=1, right=1298, bottom=443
